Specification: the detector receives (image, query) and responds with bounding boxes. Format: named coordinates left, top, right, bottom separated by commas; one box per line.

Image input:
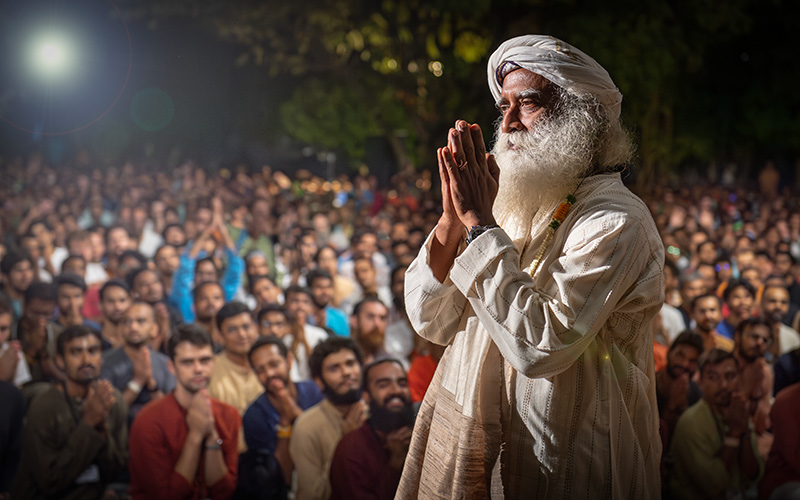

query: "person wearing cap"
left=399, top=35, right=664, bottom=498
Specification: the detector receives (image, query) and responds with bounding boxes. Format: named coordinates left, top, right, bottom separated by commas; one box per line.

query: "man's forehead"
left=499, top=68, right=551, bottom=97
left=174, top=342, right=213, bottom=359
left=254, top=343, right=286, bottom=360
left=324, top=349, right=356, bottom=365
left=368, top=361, right=405, bottom=384
left=66, top=335, right=101, bottom=349
left=744, top=324, right=770, bottom=336
left=125, top=303, right=152, bottom=318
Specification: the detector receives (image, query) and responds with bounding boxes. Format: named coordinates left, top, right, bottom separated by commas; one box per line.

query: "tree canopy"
left=121, top=0, right=799, bottom=183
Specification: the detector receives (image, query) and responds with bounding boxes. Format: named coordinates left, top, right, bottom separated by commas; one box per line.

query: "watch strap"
left=465, top=224, right=499, bottom=245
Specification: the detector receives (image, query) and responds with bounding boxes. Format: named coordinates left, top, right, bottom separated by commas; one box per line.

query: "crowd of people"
left=0, top=149, right=799, bottom=499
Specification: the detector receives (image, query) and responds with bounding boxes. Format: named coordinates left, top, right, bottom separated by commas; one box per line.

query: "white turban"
left=487, top=35, right=622, bottom=118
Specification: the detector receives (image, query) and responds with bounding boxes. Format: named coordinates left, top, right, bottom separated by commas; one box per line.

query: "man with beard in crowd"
left=18, top=282, right=61, bottom=383
left=668, top=349, right=763, bottom=499
left=99, top=279, right=132, bottom=349
left=761, top=285, right=800, bottom=361
left=656, top=331, right=704, bottom=448
left=732, top=318, right=774, bottom=453
left=128, top=267, right=182, bottom=348
left=330, top=358, right=414, bottom=500
left=240, top=336, right=323, bottom=495
left=290, top=337, right=366, bottom=500
left=350, top=296, right=391, bottom=366
left=129, top=324, right=240, bottom=500
left=399, top=35, right=664, bottom=498
left=101, top=301, right=175, bottom=423
left=13, top=325, right=127, bottom=499
left=692, top=294, right=733, bottom=352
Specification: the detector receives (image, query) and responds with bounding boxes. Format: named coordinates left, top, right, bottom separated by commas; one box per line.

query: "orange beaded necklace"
left=526, top=180, right=583, bottom=278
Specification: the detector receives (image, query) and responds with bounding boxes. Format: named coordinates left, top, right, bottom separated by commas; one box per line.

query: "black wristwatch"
left=465, top=224, right=499, bottom=245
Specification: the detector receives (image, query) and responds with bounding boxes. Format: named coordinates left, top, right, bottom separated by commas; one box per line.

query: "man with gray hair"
left=399, top=35, right=664, bottom=498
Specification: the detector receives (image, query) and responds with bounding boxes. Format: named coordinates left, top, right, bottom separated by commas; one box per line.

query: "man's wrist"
left=723, top=434, right=741, bottom=447
left=127, top=379, right=143, bottom=394
left=204, top=437, right=223, bottom=450
left=276, top=424, right=292, bottom=439
left=465, top=224, right=500, bottom=245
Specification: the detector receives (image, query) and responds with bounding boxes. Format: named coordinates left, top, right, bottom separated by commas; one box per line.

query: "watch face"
left=467, top=227, right=486, bottom=244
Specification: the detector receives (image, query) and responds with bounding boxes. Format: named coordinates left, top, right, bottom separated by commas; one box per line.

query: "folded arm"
left=449, top=209, right=663, bottom=378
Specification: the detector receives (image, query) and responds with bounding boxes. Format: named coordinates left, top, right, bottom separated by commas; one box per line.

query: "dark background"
left=1, top=0, right=797, bottom=187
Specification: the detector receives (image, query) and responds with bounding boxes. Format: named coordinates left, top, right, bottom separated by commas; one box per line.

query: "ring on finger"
left=457, top=160, right=468, bottom=171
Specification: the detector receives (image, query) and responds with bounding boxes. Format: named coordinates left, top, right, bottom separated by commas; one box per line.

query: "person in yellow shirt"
left=208, top=301, right=262, bottom=451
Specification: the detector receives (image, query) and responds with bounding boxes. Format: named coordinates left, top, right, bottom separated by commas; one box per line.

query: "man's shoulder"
left=243, top=393, right=272, bottom=421
left=103, top=346, right=128, bottom=363
left=304, top=324, right=331, bottom=345
left=334, top=422, right=375, bottom=456
left=775, top=380, right=800, bottom=404
left=150, top=348, right=170, bottom=363
left=135, top=392, right=177, bottom=425
left=293, top=400, right=329, bottom=431
left=211, top=396, right=241, bottom=420
left=26, top=383, right=63, bottom=413
left=295, top=380, right=324, bottom=409
left=673, top=400, right=713, bottom=440
left=577, top=174, right=656, bottom=228
left=211, top=352, right=235, bottom=374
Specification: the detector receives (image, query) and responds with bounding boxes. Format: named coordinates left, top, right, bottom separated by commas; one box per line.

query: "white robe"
left=397, top=173, right=664, bottom=499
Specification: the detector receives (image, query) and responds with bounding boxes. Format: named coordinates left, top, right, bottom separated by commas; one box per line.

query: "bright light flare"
left=31, top=35, right=73, bottom=76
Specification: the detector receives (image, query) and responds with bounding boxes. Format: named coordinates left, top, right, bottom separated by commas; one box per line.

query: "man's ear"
left=55, top=354, right=65, bottom=372
left=314, top=376, right=324, bottom=392
left=286, top=352, right=294, bottom=370
left=362, top=390, right=371, bottom=404
left=168, top=359, right=175, bottom=376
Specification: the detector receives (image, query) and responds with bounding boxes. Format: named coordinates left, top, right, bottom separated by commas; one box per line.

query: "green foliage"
left=121, top=0, right=799, bottom=178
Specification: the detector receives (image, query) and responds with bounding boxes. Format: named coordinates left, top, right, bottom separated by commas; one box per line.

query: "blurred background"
left=0, top=0, right=797, bottom=188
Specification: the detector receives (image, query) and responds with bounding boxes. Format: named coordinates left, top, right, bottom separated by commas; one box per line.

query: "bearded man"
left=399, top=35, right=664, bottom=499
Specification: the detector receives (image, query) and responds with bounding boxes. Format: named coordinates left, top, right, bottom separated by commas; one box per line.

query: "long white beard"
left=491, top=101, right=599, bottom=251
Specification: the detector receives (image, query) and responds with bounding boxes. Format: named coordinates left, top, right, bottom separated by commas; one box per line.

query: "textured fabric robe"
left=396, top=173, right=664, bottom=499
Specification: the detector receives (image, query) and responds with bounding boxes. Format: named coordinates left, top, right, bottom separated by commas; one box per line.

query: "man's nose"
left=501, top=107, right=524, bottom=133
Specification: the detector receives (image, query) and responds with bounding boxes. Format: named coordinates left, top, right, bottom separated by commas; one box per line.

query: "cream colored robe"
left=397, top=173, right=664, bottom=499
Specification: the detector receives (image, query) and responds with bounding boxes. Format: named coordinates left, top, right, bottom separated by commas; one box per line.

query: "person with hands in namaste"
left=13, top=325, right=127, bottom=500
left=398, top=34, right=665, bottom=499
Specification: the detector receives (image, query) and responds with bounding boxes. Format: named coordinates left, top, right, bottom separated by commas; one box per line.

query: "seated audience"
left=656, top=331, right=703, bottom=449
left=759, top=381, right=800, bottom=500
left=691, top=294, right=733, bottom=352
left=101, top=301, right=175, bottom=423
left=208, top=302, right=262, bottom=417
left=239, top=336, right=323, bottom=498
left=350, top=296, right=391, bottom=366
left=290, top=337, right=366, bottom=500
left=668, top=349, right=763, bottom=499
left=330, top=358, right=414, bottom=500
left=13, top=325, right=127, bottom=499
left=129, top=324, right=240, bottom=500
left=761, top=285, right=800, bottom=361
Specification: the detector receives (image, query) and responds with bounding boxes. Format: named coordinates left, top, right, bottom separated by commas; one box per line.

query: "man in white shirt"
left=398, top=35, right=663, bottom=499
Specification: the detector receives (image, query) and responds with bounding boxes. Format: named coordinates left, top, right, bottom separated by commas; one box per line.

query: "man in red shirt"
left=129, top=324, right=240, bottom=500
left=330, top=358, right=414, bottom=500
